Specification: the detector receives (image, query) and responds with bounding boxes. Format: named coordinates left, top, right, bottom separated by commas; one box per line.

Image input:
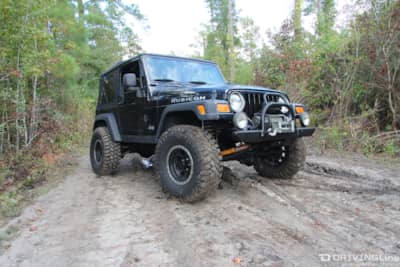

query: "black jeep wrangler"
left=90, top=54, right=314, bottom=202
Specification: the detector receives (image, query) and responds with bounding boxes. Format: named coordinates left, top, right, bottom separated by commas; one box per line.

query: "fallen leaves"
left=355, top=207, right=361, bottom=214
left=232, top=256, right=242, bottom=265
left=35, top=207, right=44, bottom=214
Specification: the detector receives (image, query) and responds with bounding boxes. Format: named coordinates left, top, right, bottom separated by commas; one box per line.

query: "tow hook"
left=268, top=128, right=277, bottom=136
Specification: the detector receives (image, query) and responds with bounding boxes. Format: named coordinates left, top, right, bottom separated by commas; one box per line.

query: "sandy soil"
left=0, top=152, right=399, bottom=267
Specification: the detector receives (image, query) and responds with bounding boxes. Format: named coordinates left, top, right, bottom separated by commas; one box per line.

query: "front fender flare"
left=156, top=100, right=232, bottom=139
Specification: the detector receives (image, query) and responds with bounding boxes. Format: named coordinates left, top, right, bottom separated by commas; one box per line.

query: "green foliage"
left=235, top=62, right=252, bottom=85
left=384, top=140, right=400, bottom=157
left=0, top=0, right=143, bottom=154
left=197, top=0, right=400, bottom=157
left=0, top=0, right=143, bottom=217
left=0, top=192, right=22, bottom=217
left=0, top=225, right=19, bottom=247
left=201, top=0, right=239, bottom=81
left=317, top=126, right=349, bottom=151
left=52, top=54, right=80, bottom=80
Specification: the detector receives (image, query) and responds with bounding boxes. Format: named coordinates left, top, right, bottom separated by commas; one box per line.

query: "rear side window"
left=100, top=69, right=120, bottom=104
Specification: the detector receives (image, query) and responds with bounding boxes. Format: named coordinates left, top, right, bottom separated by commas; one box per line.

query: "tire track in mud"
left=1, top=154, right=399, bottom=267
left=225, top=158, right=400, bottom=256
left=130, top=163, right=328, bottom=266
left=220, top=165, right=352, bottom=264
left=263, top=177, right=384, bottom=251
left=240, top=175, right=359, bottom=253
left=265, top=160, right=400, bottom=254
left=303, top=160, right=400, bottom=196
left=116, top=169, right=300, bottom=266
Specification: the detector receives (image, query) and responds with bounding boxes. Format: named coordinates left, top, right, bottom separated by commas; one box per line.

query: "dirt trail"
left=0, top=153, right=399, bottom=267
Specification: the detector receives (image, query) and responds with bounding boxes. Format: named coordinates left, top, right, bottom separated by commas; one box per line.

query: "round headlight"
left=233, top=112, right=249, bottom=129
left=300, top=112, right=310, bottom=127
left=229, top=92, right=245, bottom=112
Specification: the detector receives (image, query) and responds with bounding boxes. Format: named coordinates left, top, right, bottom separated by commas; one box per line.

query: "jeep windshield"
left=144, top=55, right=225, bottom=85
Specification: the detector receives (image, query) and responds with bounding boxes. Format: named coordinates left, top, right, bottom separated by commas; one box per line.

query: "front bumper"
left=233, top=127, right=315, bottom=143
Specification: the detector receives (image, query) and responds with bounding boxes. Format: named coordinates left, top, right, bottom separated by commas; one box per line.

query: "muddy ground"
left=0, top=152, right=399, bottom=267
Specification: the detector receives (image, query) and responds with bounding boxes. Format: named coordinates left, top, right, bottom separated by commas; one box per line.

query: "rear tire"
left=155, top=125, right=222, bottom=202
left=90, top=127, right=121, bottom=175
left=254, top=138, right=306, bottom=179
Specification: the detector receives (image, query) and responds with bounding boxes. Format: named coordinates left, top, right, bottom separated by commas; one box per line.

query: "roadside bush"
left=0, top=192, right=22, bottom=217
left=0, top=97, right=93, bottom=219
left=314, top=119, right=400, bottom=158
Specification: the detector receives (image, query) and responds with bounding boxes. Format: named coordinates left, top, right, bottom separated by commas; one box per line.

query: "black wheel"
left=90, top=127, right=121, bottom=175
left=254, top=138, right=306, bottom=179
left=155, top=125, right=222, bottom=202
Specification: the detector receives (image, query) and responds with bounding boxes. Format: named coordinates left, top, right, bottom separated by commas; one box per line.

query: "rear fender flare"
left=93, top=113, right=121, bottom=142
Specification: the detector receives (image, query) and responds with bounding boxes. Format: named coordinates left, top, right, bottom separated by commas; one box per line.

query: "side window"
left=101, top=70, right=120, bottom=104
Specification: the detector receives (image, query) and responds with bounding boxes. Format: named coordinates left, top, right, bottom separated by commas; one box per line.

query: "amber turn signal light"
left=217, top=103, right=230, bottom=113
left=295, top=106, right=305, bottom=114
left=197, top=104, right=206, bottom=115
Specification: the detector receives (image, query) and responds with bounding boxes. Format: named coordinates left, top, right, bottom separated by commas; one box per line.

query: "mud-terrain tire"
left=90, top=127, right=121, bottom=175
left=155, top=125, right=222, bottom=202
left=254, top=138, right=306, bottom=179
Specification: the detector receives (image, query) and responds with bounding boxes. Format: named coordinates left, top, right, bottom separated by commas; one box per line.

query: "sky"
left=130, top=0, right=349, bottom=57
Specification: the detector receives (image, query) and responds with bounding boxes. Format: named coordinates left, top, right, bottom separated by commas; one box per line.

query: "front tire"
left=90, top=127, right=121, bottom=175
left=155, top=125, right=222, bottom=202
left=254, top=138, right=306, bottom=179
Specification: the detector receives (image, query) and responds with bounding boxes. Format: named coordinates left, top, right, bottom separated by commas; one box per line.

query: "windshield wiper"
left=188, top=81, right=207, bottom=85
left=153, top=78, right=176, bottom=82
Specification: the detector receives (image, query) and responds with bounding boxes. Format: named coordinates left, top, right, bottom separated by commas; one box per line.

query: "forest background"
left=0, top=0, right=399, bottom=216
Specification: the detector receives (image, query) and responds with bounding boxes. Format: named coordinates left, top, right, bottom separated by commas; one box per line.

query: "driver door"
left=118, top=60, right=147, bottom=136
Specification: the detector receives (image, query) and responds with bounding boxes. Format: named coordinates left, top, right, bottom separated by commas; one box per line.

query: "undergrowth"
left=0, top=100, right=93, bottom=220
left=314, top=121, right=400, bottom=158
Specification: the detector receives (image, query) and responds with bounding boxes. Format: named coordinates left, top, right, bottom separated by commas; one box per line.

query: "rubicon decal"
left=171, top=95, right=206, bottom=104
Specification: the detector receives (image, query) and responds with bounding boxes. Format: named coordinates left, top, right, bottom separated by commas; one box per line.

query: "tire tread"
left=91, top=127, right=121, bottom=175
left=254, top=138, right=306, bottom=179
left=155, top=125, right=222, bottom=202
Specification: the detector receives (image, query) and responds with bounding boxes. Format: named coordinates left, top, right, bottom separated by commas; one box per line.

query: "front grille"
left=242, top=92, right=263, bottom=116
left=239, top=92, right=281, bottom=116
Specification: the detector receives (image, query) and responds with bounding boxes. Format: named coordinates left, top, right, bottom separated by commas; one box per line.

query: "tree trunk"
left=29, top=36, right=38, bottom=145
left=388, top=90, right=398, bottom=130
left=228, top=0, right=234, bottom=82
left=77, top=0, right=84, bottom=21
left=29, top=74, right=38, bottom=144
left=293, top=0, right=304, bottom=42
left=21, top=89, right=28, bottom=147
left=15, top=48, right=20, bottom=152
left=0, top=110, right=4, bottom=154
left=383, top=43, right=398, bottom=130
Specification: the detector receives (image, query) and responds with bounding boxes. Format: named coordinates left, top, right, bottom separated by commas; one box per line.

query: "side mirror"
left=123, top=73, right=137, bottom=91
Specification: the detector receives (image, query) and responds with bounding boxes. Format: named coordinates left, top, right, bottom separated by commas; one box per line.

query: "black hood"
left=153, top=83, right=287, bottom=101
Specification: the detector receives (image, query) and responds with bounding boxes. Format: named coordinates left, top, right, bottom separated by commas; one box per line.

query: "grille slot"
left=241, top=92, right=264, bottom=116
left=265, top=94, right=280, bottom=102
